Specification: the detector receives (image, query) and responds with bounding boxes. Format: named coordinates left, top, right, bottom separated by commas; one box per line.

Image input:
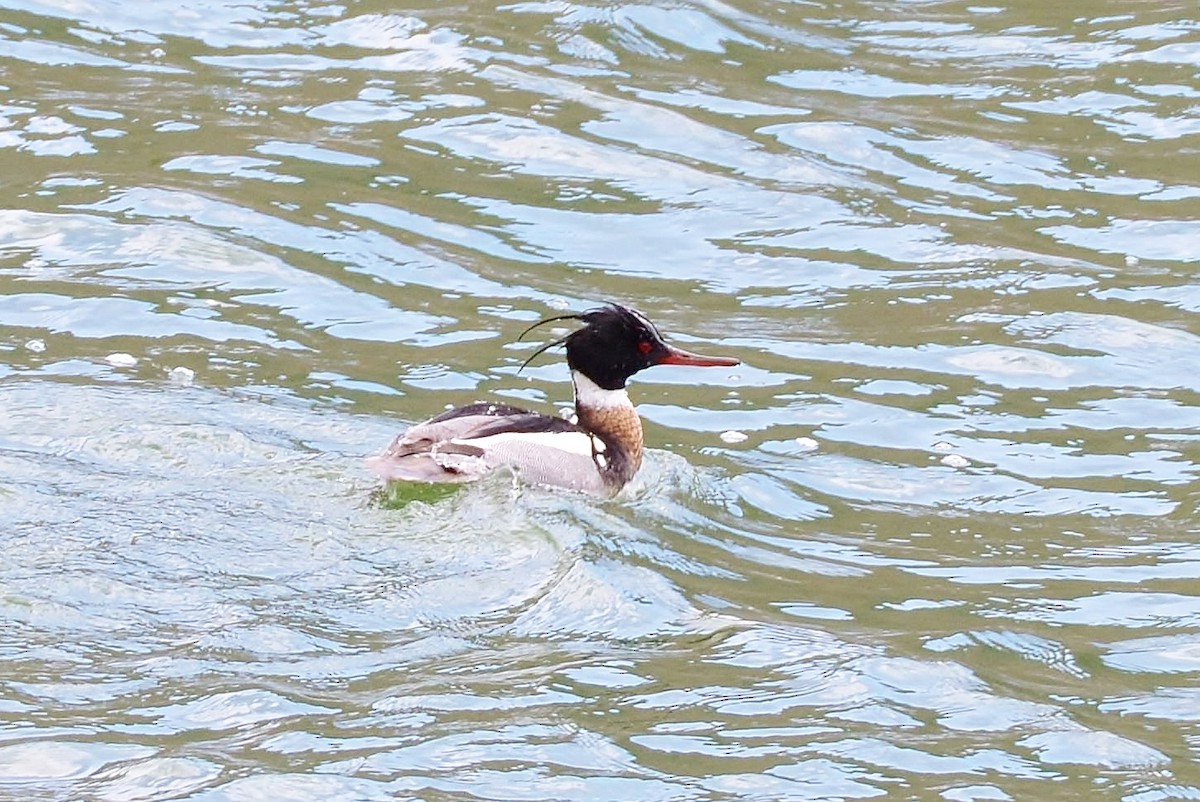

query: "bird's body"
left=368, top=303, right=737, bottom=496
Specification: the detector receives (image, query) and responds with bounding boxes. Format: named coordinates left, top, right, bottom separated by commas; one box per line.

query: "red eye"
left=637, top=340, right=653, bottom=355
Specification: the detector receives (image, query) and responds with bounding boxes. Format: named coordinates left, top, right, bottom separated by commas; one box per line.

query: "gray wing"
left=378, top=403, right=579, bottom=457
left=367, top=404, right=609, bottom=493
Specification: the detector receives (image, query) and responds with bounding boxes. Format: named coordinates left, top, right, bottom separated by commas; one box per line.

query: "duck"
left=367, top=302, right=739, bottom=496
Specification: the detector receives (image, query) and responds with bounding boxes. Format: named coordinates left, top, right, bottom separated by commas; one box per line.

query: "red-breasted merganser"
left=368, top=302, right=738, bottom=496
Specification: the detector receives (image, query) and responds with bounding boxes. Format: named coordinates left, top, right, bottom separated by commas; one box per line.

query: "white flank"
left=571, top=371, right=633, bottom=411
left=461, top=430, right=597, bottom=458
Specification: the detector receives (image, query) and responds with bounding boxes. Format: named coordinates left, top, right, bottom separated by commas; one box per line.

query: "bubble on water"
left=794, top=436, right=819, bottom=451
left=720, top=430, right=748, bottom=444
left=24, top=339, right=46, bottom=353
left=941, top=454, right=970, bottom=468
left=168, top=366, right=195, bottom=385
left=105, top=353, right=138, bottom=368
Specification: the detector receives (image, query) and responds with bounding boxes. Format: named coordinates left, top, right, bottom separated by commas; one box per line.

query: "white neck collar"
left=571, top=370, right=633, bottom=410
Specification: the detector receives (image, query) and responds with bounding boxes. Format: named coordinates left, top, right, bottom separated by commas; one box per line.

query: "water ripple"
left=3, top=0, right=1200, bottom=799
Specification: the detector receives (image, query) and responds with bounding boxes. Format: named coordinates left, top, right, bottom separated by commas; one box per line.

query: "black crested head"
left=563, top=303, right=671, bottom=390
left=519, top=302, right=738, bottom=391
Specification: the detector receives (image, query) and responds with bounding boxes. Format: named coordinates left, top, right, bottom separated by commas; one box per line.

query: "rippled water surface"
left=2, top=0, right=1198, bottom=799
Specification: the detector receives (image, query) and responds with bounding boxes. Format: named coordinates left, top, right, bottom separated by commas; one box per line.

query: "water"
left=1, top=0, right=1198, bottom=799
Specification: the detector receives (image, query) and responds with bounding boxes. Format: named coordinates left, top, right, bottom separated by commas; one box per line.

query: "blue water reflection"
left=2, top=0, right=1200, bottom=799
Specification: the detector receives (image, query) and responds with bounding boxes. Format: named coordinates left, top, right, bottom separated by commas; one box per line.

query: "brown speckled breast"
left=577, top=404, right=644, bottom=486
